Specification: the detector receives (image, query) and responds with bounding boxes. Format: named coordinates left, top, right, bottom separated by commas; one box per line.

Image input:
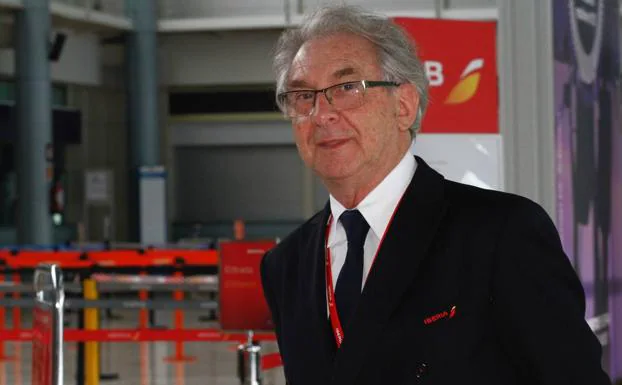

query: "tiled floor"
left=0, top=309, right=286, bottom=385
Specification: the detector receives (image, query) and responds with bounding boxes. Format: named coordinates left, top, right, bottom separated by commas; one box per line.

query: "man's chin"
left=313, top=166, right=358, bottom=183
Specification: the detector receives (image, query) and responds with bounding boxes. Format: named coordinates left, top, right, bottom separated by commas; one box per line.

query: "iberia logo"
left=444, top=59, right=484, bottom=105
left=393, top=16, right=498, bottom=134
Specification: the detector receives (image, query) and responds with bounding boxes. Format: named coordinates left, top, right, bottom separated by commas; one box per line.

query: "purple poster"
left=553, top=0, right=621, bottom=379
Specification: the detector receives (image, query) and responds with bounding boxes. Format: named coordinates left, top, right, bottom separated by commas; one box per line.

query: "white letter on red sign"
left=425, top=61, right=444, bottom=87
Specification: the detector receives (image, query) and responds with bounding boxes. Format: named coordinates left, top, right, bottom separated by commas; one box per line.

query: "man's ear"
left=396, top=83, right=419, bottom=133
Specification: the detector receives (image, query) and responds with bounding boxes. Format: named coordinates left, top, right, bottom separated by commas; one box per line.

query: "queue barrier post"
left=12, top=272, right=22, bottom=331
left=0, top=271, right=14, bottom=362
left=164, top=266, right=196, bottom=363
left=32, top=264, right=65, bottom=385
left=83, top=278, right=100, bottom=385
left=139, top=270, right=149, bottom=329
left=237, top=331, right=262, bottom=385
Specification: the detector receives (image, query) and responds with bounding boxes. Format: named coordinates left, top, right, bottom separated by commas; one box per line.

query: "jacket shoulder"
left=263, top=209, right=325, bottom=267
left=444, top=180, right=548, bottom=214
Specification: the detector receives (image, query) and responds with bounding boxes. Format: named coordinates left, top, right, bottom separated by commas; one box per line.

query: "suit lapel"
left=330, top=157, right=449, bottom=385
left=303, top=203, right=336, bottom=373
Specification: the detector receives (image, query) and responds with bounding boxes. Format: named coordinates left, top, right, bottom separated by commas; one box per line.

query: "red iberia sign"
left=393, top=18, right=498, bottom=134
left=219, top=240, right=276, bottom=331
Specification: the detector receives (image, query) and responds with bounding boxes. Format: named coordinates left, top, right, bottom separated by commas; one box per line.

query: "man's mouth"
left=317, top=138, right=350, bottom=149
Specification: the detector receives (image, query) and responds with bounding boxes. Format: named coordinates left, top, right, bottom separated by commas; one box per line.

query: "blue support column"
left=126, top=0, right=164, bottom=242
left=15, top=0, right=52, bottom=245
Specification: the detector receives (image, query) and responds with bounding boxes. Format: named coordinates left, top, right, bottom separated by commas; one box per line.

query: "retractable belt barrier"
left=0, top=248, right=219, bottom=349
left=0, top=245, right=284, bottom=384
left=19, top=270, right=278, bottom=385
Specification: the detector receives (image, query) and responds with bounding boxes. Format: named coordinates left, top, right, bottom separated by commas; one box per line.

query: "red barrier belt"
left=261, top=353, right=283, bottom=371
left=0, top=250, right=220, bottom=269
left=0, top=329, right=276, bottom=342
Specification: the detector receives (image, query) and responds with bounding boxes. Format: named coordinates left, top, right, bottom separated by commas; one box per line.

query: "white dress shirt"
left=327, top=152, right=417, bottom=296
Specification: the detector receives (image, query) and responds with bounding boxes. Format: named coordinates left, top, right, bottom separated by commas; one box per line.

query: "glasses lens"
left=327, top=82, right=365, bottom=111
left=281, top=91, right=315, bottom=117
left=279, top=82, right=368, bottom=117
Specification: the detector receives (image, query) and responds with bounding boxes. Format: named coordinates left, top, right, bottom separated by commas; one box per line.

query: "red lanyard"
left=324, top=220, right=346, bottom=346
left=324, top=192, right=406, bottom=348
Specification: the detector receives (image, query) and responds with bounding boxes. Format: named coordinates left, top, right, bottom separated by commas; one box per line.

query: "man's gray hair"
left=273, top=5, right=429, bottom=136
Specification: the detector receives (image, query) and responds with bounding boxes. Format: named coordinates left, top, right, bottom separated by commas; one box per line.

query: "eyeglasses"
left=277, top=80, right=400, bottom=118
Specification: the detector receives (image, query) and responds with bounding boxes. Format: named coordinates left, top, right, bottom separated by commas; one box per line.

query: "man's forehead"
left=287, top=34, right=378, bottom=84
left=289, top=58, right=363, bottom=77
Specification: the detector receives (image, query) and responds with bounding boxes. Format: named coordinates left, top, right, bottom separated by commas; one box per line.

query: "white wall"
left=302, top=0, right=436, bottom=14
left=171, top=119, right=293, bottom=147
left=159, top=0, right=284, bottom=19
left=160, top=30, right=281, bottom=86
left=158, top=0, right=497, bottom=20
left=446, top=0, right=496, bottom=8
left=158, top=0, right=499, bottom=87
left=0, top=28, right=102, bottom=85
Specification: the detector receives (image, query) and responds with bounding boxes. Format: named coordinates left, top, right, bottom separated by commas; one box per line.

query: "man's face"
left=287, top=33, right=412, bottom=184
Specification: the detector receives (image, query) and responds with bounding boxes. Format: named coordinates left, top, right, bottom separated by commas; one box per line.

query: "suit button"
left=415, top=363, right=428, bottom=379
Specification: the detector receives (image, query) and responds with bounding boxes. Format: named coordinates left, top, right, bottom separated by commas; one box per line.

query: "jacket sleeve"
left=491, top=199, right=611, bottom=385
left=260, top=250, right=284, bottom=352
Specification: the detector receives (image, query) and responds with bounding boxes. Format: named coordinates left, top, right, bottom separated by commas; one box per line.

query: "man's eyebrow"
left=333, top=67, right=357, bottom=78
left=287, top=79, right=313, bottom=89
left=286, top=67, right=358, bottom=89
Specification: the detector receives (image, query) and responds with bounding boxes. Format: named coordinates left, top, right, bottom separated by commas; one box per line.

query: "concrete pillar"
left=497, top=0, right=556, bottom=218
left=126, top=0, right=164, bottom=243
left=15, top=0, right=52, bottom=244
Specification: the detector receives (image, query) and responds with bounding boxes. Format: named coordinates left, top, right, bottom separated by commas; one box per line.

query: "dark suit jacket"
left=260, top=156, right=611, bottom=385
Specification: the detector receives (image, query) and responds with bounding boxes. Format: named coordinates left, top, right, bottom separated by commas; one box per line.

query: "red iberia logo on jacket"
left=424, top=305, right=457, bottom=325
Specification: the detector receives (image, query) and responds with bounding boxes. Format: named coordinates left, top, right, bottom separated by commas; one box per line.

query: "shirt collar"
left=328, top=152, right=417, bottom=246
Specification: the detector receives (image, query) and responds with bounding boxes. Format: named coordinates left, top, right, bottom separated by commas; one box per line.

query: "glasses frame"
left=277, top=80, right=401, bottom=118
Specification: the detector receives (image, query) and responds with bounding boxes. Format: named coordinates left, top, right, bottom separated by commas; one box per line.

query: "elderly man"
left=260, top=5, right=611, bottom=385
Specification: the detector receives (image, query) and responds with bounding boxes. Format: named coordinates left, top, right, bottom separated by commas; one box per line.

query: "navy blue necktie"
left=334, top=209, right=370, bottom=335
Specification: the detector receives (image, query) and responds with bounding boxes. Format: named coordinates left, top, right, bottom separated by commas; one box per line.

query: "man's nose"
left=311, top=92, right=338, bottom=123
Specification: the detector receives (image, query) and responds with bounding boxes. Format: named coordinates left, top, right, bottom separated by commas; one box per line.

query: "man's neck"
left=326, top=147, right=410, bottom=209
left=328, top=180, right=377, bottom=209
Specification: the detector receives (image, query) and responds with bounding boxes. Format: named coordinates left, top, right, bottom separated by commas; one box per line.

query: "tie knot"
left=339, top=210, right=370, bottom=249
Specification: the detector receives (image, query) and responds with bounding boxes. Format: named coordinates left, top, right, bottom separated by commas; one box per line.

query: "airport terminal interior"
left=0, top=0, right=621, bottom=384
